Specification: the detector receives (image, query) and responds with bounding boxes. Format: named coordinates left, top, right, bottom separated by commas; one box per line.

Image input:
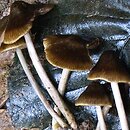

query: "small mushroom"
left=1, top=1, right=71, bottom=128
left=88, top=50, right=130, bottom=130
left=4, top=1, right=54, bottom=44
left=75, top=81, right=112, bottom=130
left=43, top=35, right=93, bottom=129
left=0, top=38, right=26, bottom=53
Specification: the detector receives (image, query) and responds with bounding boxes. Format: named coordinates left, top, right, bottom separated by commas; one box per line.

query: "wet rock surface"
left=6, top=0, right=130, bottom=129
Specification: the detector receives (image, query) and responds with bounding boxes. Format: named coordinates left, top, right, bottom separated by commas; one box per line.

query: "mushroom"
left=0, top=38, right=26, bottom=53
left=4, top=1, right=54, bottom=44
left=3, top=2, right=77, bottom=129
left=0, top=38, right=68, bottom=128
left=43, top=35, right=93, bottom=129
left=88, top=50, right=130, bottom=130
left=75, top=81, right=112, bottom=130
left=43, top=35, right=93, bottom=70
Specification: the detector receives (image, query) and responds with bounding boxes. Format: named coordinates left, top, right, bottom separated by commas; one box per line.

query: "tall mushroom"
left=43, top=35, right=93, bottom=96
left=43, top=35, right=93, bottom=129
left=3, top=2, right=77, bottom=129
left=88, top=50, right=130, bottom=130
left=75, top=81, right=112, bottom=130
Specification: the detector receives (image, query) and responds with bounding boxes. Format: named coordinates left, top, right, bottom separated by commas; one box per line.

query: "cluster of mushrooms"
left=0, top=1, right=130, bottom=130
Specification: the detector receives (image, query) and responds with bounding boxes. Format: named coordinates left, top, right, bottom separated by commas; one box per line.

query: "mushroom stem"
left=111, top=82, right=129, bottom=130
left=16, top=48, right=68, bottom=128
left=58, top=69, right=71, bottom=95
left=96, top=106, right=107, bottom=130
left=24, top=33, right=77, bottom=129
left=52, top=106, right=62, bottom=130
left=52, top=69, right=71, bottom=129
left=96, top=106, right=111, bottom=130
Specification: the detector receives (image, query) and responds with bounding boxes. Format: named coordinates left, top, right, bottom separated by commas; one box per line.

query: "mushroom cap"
left=75, top=82, right=112, bottom=107
left=0, top=16, right=9, bottom=46
left=4, top=1, right=54, bottom=44
left=0, top=38, right=26, bottom=53
left=88, top=50, right=130, bottom=83
left=43, top=35, right=93, bottom=70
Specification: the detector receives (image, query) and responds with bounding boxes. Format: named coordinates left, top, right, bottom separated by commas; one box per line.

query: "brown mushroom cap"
left=43, top=35, right=93, bottom=70
left=0, top=16, right=9, bottom=45
left=0, top=38, right=26, bottom=53
left=75, top=81, right=112, bottom=107
left=4, top=1, right=54, bottom=44
left=88, top=50, right=130, bottom=83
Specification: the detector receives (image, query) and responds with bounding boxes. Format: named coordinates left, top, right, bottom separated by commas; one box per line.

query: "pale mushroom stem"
left=96, top=106, right=111, bottom=130
left=24, top=33, right=77, bottom=129
left=96, top=106, right=107, bottom=130
left=16, top=48, right=68, bottom=128
left=111, top=82, right=129, bottom=130
left=58, top=69, right=71, bottom=95
left=52, top=69, right=71, bottom=130
left=52, top=106, right=62, bottom=130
